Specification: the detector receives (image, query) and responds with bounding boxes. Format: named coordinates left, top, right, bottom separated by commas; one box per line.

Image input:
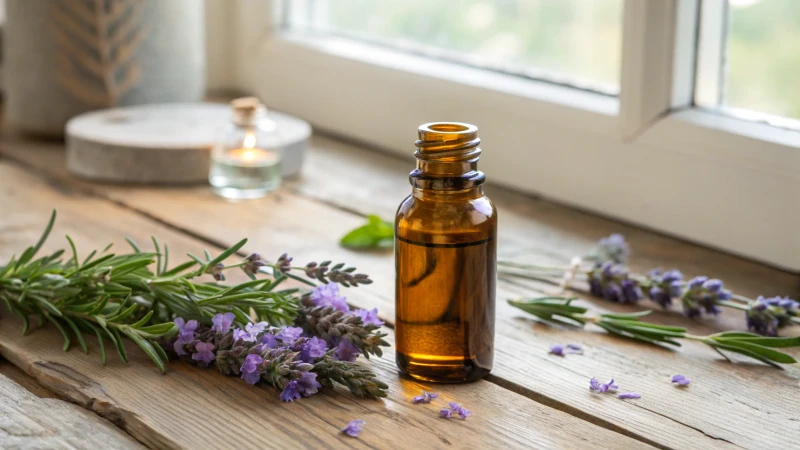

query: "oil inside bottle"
left=395, top=232, right=496, bottom=382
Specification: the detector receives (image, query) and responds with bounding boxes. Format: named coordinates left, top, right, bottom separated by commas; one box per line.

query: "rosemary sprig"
left=509, top=297, right=800, bottom=369
left=0, top=210, right=377, bottom=374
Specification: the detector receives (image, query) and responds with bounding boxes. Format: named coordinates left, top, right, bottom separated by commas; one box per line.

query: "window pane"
left=291, top=0, right=623, bottom=94
left=726, top=0, right=800, bottom=121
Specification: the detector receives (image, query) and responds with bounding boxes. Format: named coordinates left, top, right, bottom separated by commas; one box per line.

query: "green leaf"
left=160, top=260, right=198, bottom=277
left=65, top=235, right=79, bottom=268
left=340, top=215, right=394, bottom=249
left=17, top=210, right=57, bottom=268
left=206, top=239, right=248, bottom=270
left=151, top=236, right=162, bottom=276
left=126, top=237, right=142, bottom=253
left=110, top=328, right=128, bottom=363
left=63, top=316, right=88, bottom=354
left=49, top=318, right=71, bottom=351
left=125, top=330, right=165, bottom=374
left=88, top=324, right=107, bottom=366
left=709, top=342, right=783, bottom=369
left=712, top=339, right=797, bottom=364
left=714, top=336, right=800, bottom=348
left=137, top=322, right=176, bottom=336
left=129, top=310, right=154, bottom=329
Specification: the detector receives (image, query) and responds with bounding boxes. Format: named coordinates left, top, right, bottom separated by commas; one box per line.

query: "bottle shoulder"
left=395, top=192, right=497, bottom=243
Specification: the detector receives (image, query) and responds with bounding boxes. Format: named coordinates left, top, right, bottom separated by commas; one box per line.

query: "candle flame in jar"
left=243, top=131, right=257, bottom=149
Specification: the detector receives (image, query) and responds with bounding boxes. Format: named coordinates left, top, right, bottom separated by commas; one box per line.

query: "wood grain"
left=0, top=372, right=144, bottom=450
left=0, top=160, right=649, bottom=450
left=3, top=132, right=800, bottom=449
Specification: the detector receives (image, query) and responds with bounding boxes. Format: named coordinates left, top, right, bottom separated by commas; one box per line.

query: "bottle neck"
left=409, top=122, right=485, bottom=191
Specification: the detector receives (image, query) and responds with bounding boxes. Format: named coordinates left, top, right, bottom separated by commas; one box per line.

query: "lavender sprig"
left=508, top=297, right=800, bottom=369
left=499, top=234, right=800, bottom=335
left=172, top=320, right=388, bottom=400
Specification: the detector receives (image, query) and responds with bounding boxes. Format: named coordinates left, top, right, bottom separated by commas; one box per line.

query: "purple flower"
left=260, top=332, right=279, bottom=349
left=232, top=328, right=256, bottom=342
left=192, top=342, right=215, bottom=366
left=300, top=336, right=328, bottom=363
left=592, top=233, right=630, bottom=264
left=589, top=377, right=617, bottom=393
left=341, top=419, right=365, bottom=437
left=746, top=299, right=780, bottom=337
left=352, top=308, right=384, bottom=326
left=411, top=390, right=439, bottom=404
left=646, top=269, right=684, bottom=308
left=296, top=371, right=321, bottom=397
left=243, top=253, right=267, bottom=276
left=310, top=283, right=350, bottom=312
left=617, top=392, right=641, bottom=399
left=588, top=262, right=642, bottom=304
left=280, top=380, right=302, bottom=402
left=682, top=276, right=729, bottom=316
left=440, top=402, right=470, bottom=420
left=750, top=296, right=799, bottom=334
left=549, top=344, right=583, bottom=357
left=209, top=263, right=225, bottom=281
left=671, top=374, right=691, bottom=386
left=174, top=317, right=198, bottom=342
left=276, top=326, right=304, bottom=343
left=211, top=312, right=235, bottom=333
left=246, top=321, right=269, bottom=335
left=333, top=338, right=359, bottom=362
left=240, top=354, right=263, bottom=385
left=172, top=317, right=198, bottom=355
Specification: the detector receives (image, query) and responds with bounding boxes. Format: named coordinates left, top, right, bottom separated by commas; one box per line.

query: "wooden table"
left=1, top=129, right=798, bottom=450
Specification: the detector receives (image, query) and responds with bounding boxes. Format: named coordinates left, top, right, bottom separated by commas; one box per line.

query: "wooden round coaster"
left=65, top=103, right=311, bottom=184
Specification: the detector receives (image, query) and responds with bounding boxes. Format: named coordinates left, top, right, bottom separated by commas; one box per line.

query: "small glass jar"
left=209, top=97, right=283, bottom=199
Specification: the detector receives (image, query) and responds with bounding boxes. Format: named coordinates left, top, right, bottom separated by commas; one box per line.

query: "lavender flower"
left=243, top=253, right=267, bottom=276
left=280, top=380, right=302, bottom=402
left=192, top=342, right=215, bottom=366
left=172, top=318, right=198, bottom=355
left=617, top=392, right=641, bottom=399
left=261, top=332, right=278, bottom=348
left=682, top=277, right=730, bottom=317
left=277, top=326, right=304, bottom=344
left=333, top=338, right=360, bottom=362
left=300, top=336, right=328, bottom=363
left=341, top=419, right=365, bottom=437
left=646, top=269, right=684, bottom=308
left=589, top=377, right=618, bottom=393
left=310, top=283, right=350, bottom=312
left=440, top=402, right=471, bottom=420
left=353, top=308, right=384, bottom=326
left=211, top=312, right=235, bottom=333
left=276, top=253, right=293, bottom=273
left=748, top=296, right=799, bottom=335
left=590, top=233, right=630, bottom=264
left=746, top=298, right=780, bottom=337
left=208, top=262, right=225, bottom=281
left=588, top=262, right=642, bottom=304
left=246, top=321, right=269, bottom=335
left=411, top=390, right=439, bottom=404
left=671, top=374, right=691, bottom=386
left=232, top=328, right=255, bottom=342
left=240, top=354, right=263, bottom=385
left=549, top=343, right=583, bottom=356
left=296, top=371, right=321, bottom=397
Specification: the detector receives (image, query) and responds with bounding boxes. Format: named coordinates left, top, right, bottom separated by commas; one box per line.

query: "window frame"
left=221, top=0, right=800, bottom=270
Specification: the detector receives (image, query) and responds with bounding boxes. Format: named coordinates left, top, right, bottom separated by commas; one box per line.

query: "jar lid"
left=231, top=97, right=267, bottom=126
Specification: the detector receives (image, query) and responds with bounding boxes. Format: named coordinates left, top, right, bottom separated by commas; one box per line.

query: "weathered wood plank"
left=0, top=359, right=60, bottom=400
left=0, top=372, right=144, bottom=450
left=0, top=160, right=650, bottom=450
left=4, top=132, right=800, bottom=448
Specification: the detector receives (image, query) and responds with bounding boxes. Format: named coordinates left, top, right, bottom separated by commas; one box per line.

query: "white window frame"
left=215, top=0, right=800, bottom=271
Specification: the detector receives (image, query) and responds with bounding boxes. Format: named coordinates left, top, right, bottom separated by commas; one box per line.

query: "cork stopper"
left=231, top=97, right=267, bottom=126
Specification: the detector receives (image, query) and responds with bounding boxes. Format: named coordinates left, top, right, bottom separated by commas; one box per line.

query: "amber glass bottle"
left=395, top=122, right=497, bottom=383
